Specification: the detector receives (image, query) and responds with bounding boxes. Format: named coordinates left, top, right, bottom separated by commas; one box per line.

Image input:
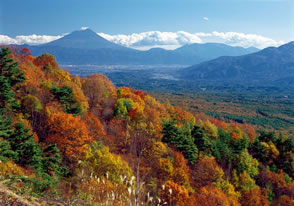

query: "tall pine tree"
left=0, top=111, right=17, bottom=162
left=192, top=124, right=213, bottom=156
left=51, top=85, right=81, bottom=115
left=7, top=122, right=42, bottom=168
left=0, top=47, right=25, bottom=110
left=162, top=121, right=198, bottom=164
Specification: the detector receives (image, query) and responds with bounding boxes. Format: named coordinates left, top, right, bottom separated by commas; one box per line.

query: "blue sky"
left=0, top=0, right=293, bottom=49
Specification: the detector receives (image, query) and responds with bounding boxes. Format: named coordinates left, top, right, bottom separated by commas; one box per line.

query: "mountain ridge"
left=180, top=41, right=294, bottom=85
left=13, top=29, right=259, bottom=65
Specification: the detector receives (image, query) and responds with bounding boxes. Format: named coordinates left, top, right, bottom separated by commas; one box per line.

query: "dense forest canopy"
left=0, top=46, right=293, bottom=205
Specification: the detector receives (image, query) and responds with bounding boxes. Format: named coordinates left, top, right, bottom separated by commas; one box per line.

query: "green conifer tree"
left=0, top=111, right=17, bottom=162
left=192, top=125, right=213, bottom=156
left=8, top=122, right=42, bottom=168
left=162, top=121, right=198, bottom=164
left=51, top=85, right=81, bottom=115
left=0, top=47, right=25, bottom=110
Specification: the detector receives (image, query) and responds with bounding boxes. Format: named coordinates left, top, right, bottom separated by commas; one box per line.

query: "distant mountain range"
left=180, top=41, right=294, bottom=86
left=18, top=29, right=258, bottom=65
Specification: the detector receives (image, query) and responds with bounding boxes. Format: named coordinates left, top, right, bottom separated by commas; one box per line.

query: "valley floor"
left=151, top=92, right=294, bottom=138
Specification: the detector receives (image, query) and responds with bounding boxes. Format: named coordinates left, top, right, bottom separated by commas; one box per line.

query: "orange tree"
left=46, top=112, right=93, bottom=159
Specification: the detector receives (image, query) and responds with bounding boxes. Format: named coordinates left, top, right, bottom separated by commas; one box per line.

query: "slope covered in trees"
left=0, top=46, right=293, bottom=205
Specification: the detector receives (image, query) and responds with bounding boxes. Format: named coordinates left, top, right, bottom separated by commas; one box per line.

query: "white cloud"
left=203, top=17, right=209, bottom=21
left=98, top=31, right=202, bottom=50
left=15, top=34, right=63, bottom=45
left=0, top=34, right=63, bottom=45
left=196, top=31, right=284, bottom=48
left=0, top=30, right=284, bottom=50
left=100, top=31, right=284, bottom=50
left=80, top=27, right=89, bottom=30
left=0, top=35, right=18, bottom=45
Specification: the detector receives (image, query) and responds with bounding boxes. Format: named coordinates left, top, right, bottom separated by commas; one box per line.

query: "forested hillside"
left=0, top=46, right=293, bottom=205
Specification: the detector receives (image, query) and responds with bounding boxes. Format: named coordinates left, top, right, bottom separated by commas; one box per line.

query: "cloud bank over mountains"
left=0, top=34, right=63, bottom=45
left=195, top=32, right=284, bottom=49
left=98, top=31, right=202, bottom=50
left=99, top=31, right=284, bottom=50
left=0, top=30, right=284, bottom=50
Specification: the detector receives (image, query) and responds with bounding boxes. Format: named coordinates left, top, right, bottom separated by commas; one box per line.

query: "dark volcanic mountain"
left=180, top=41, right=294, bottom=85
left=44, top=29, right=129, bottom=50
left=23, top=29, right=258, bottom=65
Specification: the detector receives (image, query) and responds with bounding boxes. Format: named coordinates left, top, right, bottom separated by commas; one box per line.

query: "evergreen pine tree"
left=162, top=120, right=181, bottom=145
left=51, top=85, right=81, bottom=115
left=0, top=110, right=17, bottom=162
left=162, top=121, right=198, bottom=164
left=0, top=47, right=25, bottom=110
left=0, top=110, right=13, bottom=139
left=8, top=122, right=43, bottom=168
left=42, top=144, right=67, bottom=177
left=192, top=124, right=213, bottom=156
left=212, top=139, right=234, bottom=167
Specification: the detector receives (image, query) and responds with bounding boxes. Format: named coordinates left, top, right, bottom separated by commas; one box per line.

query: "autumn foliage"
left=1, top=47, right=294, bottom=205
left=46, top=112, right=93, bottom=159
